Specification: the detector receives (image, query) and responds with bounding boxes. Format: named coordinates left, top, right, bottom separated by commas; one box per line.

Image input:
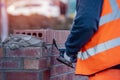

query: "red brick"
left=46, top=30, right=69, bottom=44
left=14, top=29, right=47, bottom=42
left=55, top=30, right=69, bottom=44
left=0, top=58, right=21, bottom=69
left=42, top=45, right=52, bottom=57
left=39, top=58, right=49, bottom=69
left=0, top=48, right=3, bottom=58
left=38, top=70, right=50, bottom=80
left=46, top=30, right=54, bottom=44
left=43, top=70, right=50, bottom=80
left=51, top=73, right=88, bottom=80
left=0, top=72, right=2, bottom=80
left=14, top=30, right=69, bottom=44
left=51, top=64, right=74, bottom=76
left=50, top=56, right=62, bottom=65
left=24, top=58, right=50, bottom=70
left=24, top=59, right=39, bottom=69
left=6, top=72, right=38, bottom=80
left=51, top=73, right=75, bottom=80
left=75, top=75, right=88, bottom=80
left=6, top=47, right=44, bottom=58
left=50, top=45, right=60, bottom=55
left=37, top=30, right=47, bottom=42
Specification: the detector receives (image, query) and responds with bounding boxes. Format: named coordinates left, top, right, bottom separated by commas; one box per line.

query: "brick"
left=24, top=58, right=50, bottom=70
left=46, top=30, right=69, bottom=44
left=51, top=65, right=74, bottom=76
left=0, top=58, right=22, bottom=69
left=24, top=59, right=39, bottom=69
left=42, top=45, right=52, bottom=57
left=51, top=73, right=75, bottom=80
left=43, top=70, right=50, bottom=80
left=37, top=30, right=47, bottom=42
left=75, top=75, right=88, bottom=80
left=56, top=30, right=69, bottom=44
left=51, top=73, right=88, bottom=80
left=14, top=30, right=70, bottom=44
left=46, top=30, right=55, bottom=44
left=50, top=44, right=60, bottom=55
left=14, top=29, right=47, bottom=41
left=38, top=70, right=50, bottom=80
left=0, top=48, right=3, bottom=58
left=5, top=47, right=44, bottom=58
left=0, top=72, right=2, bottom=80
left=50, top=56, right=61, bottom=65
left=39, top=58, right=49, bottom=69
left=6, top=72, right=38, bottom=80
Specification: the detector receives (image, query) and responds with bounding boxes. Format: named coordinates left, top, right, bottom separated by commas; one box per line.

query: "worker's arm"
left=65, top=0, right=103, bottom=56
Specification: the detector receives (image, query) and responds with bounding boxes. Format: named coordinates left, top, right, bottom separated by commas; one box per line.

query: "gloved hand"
left=57, top=49, right=77, bottom=68
left=63, top=52, right=77, bottom=63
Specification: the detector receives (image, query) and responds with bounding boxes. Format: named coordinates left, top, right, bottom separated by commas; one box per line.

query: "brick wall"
left=0, top=30, right=88, bottom=80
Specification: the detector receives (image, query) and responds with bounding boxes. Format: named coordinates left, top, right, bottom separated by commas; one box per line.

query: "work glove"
left=57, top=49, right=77, bottom=68
left=63, top=51, right=77, bottom=63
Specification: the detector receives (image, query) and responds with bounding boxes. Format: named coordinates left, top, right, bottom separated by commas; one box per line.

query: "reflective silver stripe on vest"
left=110, top=0, right=119, bottom=11
left=99, top=11, right=120, bottom=26
left=78, top=38, right=120, bottom=60
left=99, top=0, right=120, bottom=26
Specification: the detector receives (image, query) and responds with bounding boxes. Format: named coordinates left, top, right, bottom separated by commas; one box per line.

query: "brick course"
left=5, top=72, right=38, bottom=80
left=5, top=47, right=44, bottom=58
left=0, top=58, right=22, bottom=69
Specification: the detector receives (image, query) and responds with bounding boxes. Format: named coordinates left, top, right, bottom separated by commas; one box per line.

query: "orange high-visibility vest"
left=75, top=0, right=120, bottom=75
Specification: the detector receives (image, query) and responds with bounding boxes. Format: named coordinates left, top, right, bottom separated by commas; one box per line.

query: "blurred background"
left=0, top=0, right=76, bottom=31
